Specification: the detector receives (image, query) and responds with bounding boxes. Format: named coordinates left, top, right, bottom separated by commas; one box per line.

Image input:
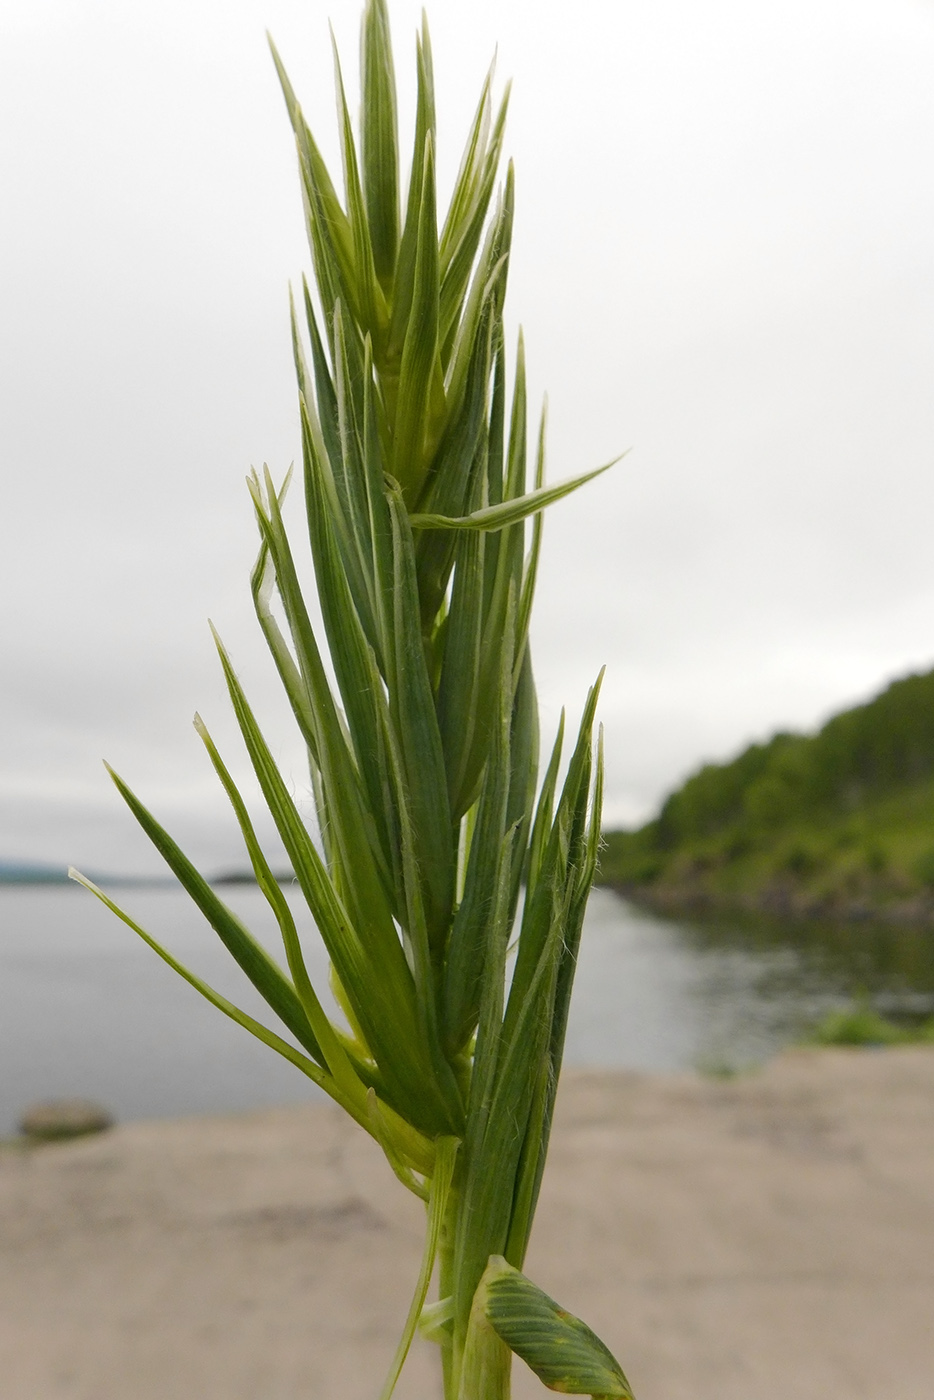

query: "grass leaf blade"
left=410, top=455, right=623, bottom=533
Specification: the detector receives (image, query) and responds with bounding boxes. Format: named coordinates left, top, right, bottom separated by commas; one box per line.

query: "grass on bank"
left=804, top=1000, right=934, bottom=1047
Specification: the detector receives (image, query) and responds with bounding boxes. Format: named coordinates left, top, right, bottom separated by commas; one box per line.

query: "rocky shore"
left=611, top=876, right=934, bottom=926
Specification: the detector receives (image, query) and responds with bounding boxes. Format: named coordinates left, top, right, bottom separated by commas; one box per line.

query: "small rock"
left=19, top=1099, right=114, bottom=1141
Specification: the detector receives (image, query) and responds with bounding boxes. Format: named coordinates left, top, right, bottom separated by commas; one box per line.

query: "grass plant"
left=71, top=4, right=630, bottom=1398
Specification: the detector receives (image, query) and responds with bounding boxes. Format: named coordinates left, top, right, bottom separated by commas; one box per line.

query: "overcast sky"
left=2, top=0, right=934, bottom=875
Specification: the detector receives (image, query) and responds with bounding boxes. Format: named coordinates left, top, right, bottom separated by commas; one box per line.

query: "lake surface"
left=2, top=883, right=934, bottom=1136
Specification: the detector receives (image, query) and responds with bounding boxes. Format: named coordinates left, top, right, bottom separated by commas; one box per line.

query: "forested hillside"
left=599, top=668, right=934, bottom=921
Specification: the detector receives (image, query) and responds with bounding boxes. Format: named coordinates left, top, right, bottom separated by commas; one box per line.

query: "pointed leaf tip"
left=409, top=454, right=626, bottom=533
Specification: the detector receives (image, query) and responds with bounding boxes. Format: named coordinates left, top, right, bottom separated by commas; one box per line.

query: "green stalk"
left=73, top=4, right=631, bottom=1397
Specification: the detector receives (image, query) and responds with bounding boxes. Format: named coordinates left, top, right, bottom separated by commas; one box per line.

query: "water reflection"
left=568, top=889, right=934, bottom=1073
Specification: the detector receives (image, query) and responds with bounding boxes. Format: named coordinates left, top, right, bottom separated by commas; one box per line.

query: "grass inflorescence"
left=71, top=5, right=629, bottom=1398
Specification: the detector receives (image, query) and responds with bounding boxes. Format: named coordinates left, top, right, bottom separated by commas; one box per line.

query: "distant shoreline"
left=597, top=667, right=934, bottom=931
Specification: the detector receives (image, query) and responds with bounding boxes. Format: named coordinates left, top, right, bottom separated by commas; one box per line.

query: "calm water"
left=2, top=884, right=933, bottom=1136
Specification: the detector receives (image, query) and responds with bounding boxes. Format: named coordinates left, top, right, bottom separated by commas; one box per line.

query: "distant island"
left=0, top=861, right=178, bottom=889
left=598, top=667, right=934, bottom=924
left=0, top=860, right=283, bottom=889
left=0, top=860, right=72, bottom=885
